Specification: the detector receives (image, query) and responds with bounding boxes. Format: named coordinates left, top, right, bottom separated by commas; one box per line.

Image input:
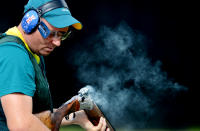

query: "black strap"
left=37, top=0, right=69, bottom=16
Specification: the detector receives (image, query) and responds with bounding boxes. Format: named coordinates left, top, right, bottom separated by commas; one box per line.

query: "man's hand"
left=63, top=110, right=110, bottom=131
left=86, top=117, right=110, bottom=131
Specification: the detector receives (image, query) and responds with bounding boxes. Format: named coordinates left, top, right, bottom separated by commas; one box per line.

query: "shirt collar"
left=5, top=26, right=40, bottom=64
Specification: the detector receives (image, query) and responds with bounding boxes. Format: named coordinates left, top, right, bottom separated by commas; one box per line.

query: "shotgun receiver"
left=36, top=87, right=115, bottom=131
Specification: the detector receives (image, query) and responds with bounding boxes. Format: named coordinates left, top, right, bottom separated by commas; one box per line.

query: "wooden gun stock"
left=85, top=103, right=115, bottom=131
left=51, top=97, right=80, bottom=131
left=36, top=96, right=80, bottom=131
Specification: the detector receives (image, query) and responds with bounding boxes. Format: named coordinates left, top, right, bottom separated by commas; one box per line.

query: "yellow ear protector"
left=21, top=0, right=68, bottom=35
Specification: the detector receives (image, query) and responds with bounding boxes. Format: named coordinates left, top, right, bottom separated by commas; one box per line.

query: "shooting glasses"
left=38, top=21, right=71, bottom=40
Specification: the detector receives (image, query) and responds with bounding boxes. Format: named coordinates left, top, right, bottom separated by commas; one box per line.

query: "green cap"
left=24, top=0, right=82, bottom=30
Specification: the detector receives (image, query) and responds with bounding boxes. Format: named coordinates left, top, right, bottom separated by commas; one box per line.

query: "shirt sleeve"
left=0, top=42, right=36, bottom=97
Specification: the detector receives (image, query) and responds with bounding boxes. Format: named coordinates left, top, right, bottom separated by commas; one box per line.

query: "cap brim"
left=43, top=8, right=82, bottom=30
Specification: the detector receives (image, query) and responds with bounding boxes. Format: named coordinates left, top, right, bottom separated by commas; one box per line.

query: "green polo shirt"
left=0, top=41, right=36, bottom=130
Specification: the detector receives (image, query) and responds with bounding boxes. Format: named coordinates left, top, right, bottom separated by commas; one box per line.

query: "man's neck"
left=17, top=24, right=29, bottom=45
left=17, top=24, right=36, bottom=54
left=16, top=24, right=41, bottom=64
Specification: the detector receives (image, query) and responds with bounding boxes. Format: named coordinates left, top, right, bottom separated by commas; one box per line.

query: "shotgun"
left=36, top=87, right=115, bottom=131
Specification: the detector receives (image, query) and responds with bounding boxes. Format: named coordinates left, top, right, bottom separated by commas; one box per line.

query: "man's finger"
left=101, top=118, right=107, bottom=131
left=106, top=128, right=110, bottom=131
left=96, top=117, right=104, bottom=130
left=67, top=112, right=75, bottom=121
left=73, top=112, right=76, bottom=118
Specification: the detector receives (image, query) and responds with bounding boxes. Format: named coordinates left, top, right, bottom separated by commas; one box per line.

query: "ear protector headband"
left=21, top=0, right=68, bottom=34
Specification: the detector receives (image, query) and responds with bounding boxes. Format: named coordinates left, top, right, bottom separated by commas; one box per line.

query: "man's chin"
left=39, top=51, right=51, bottom=56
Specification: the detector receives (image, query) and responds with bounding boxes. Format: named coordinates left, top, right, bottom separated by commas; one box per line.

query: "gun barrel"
left=85, top=103, right=115, bottom=131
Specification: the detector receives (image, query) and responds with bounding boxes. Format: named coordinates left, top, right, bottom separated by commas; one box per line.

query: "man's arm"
left=1, top=93, right=50, bottom=131
left=34, top=109, right=108, bottom=131
left=1, top=93, right=109, bottom=131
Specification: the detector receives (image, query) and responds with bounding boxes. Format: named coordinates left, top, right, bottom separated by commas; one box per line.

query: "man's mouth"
left=45, top=47, right=54, bottom=52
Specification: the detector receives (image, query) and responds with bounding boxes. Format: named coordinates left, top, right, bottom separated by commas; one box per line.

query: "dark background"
left=0, top=0, right=198, bottom=129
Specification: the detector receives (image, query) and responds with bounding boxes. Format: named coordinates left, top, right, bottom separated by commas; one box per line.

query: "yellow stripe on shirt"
left=5, top=26, right=40, bottom=64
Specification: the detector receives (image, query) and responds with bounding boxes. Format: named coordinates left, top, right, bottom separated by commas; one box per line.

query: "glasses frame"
left=38, top=21, right=71, bottom=41
left=48, top=30, right=71, bottom=41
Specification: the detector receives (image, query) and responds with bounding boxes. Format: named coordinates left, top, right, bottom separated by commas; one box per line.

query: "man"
left=0, top=0, right=108, bottom=130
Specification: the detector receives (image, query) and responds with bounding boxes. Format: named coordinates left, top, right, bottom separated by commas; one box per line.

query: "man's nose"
left=52, top=39, right=61, bottom=47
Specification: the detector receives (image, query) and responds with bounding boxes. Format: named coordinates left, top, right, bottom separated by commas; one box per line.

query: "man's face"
left=29, top=18, right=69, bottom=56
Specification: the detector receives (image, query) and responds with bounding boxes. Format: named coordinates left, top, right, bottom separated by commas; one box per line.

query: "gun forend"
left=84, top=102, right=115, bottom=131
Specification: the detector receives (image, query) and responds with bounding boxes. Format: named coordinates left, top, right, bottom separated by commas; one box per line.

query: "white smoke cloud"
left=67, top=21, right=187, bottom=128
